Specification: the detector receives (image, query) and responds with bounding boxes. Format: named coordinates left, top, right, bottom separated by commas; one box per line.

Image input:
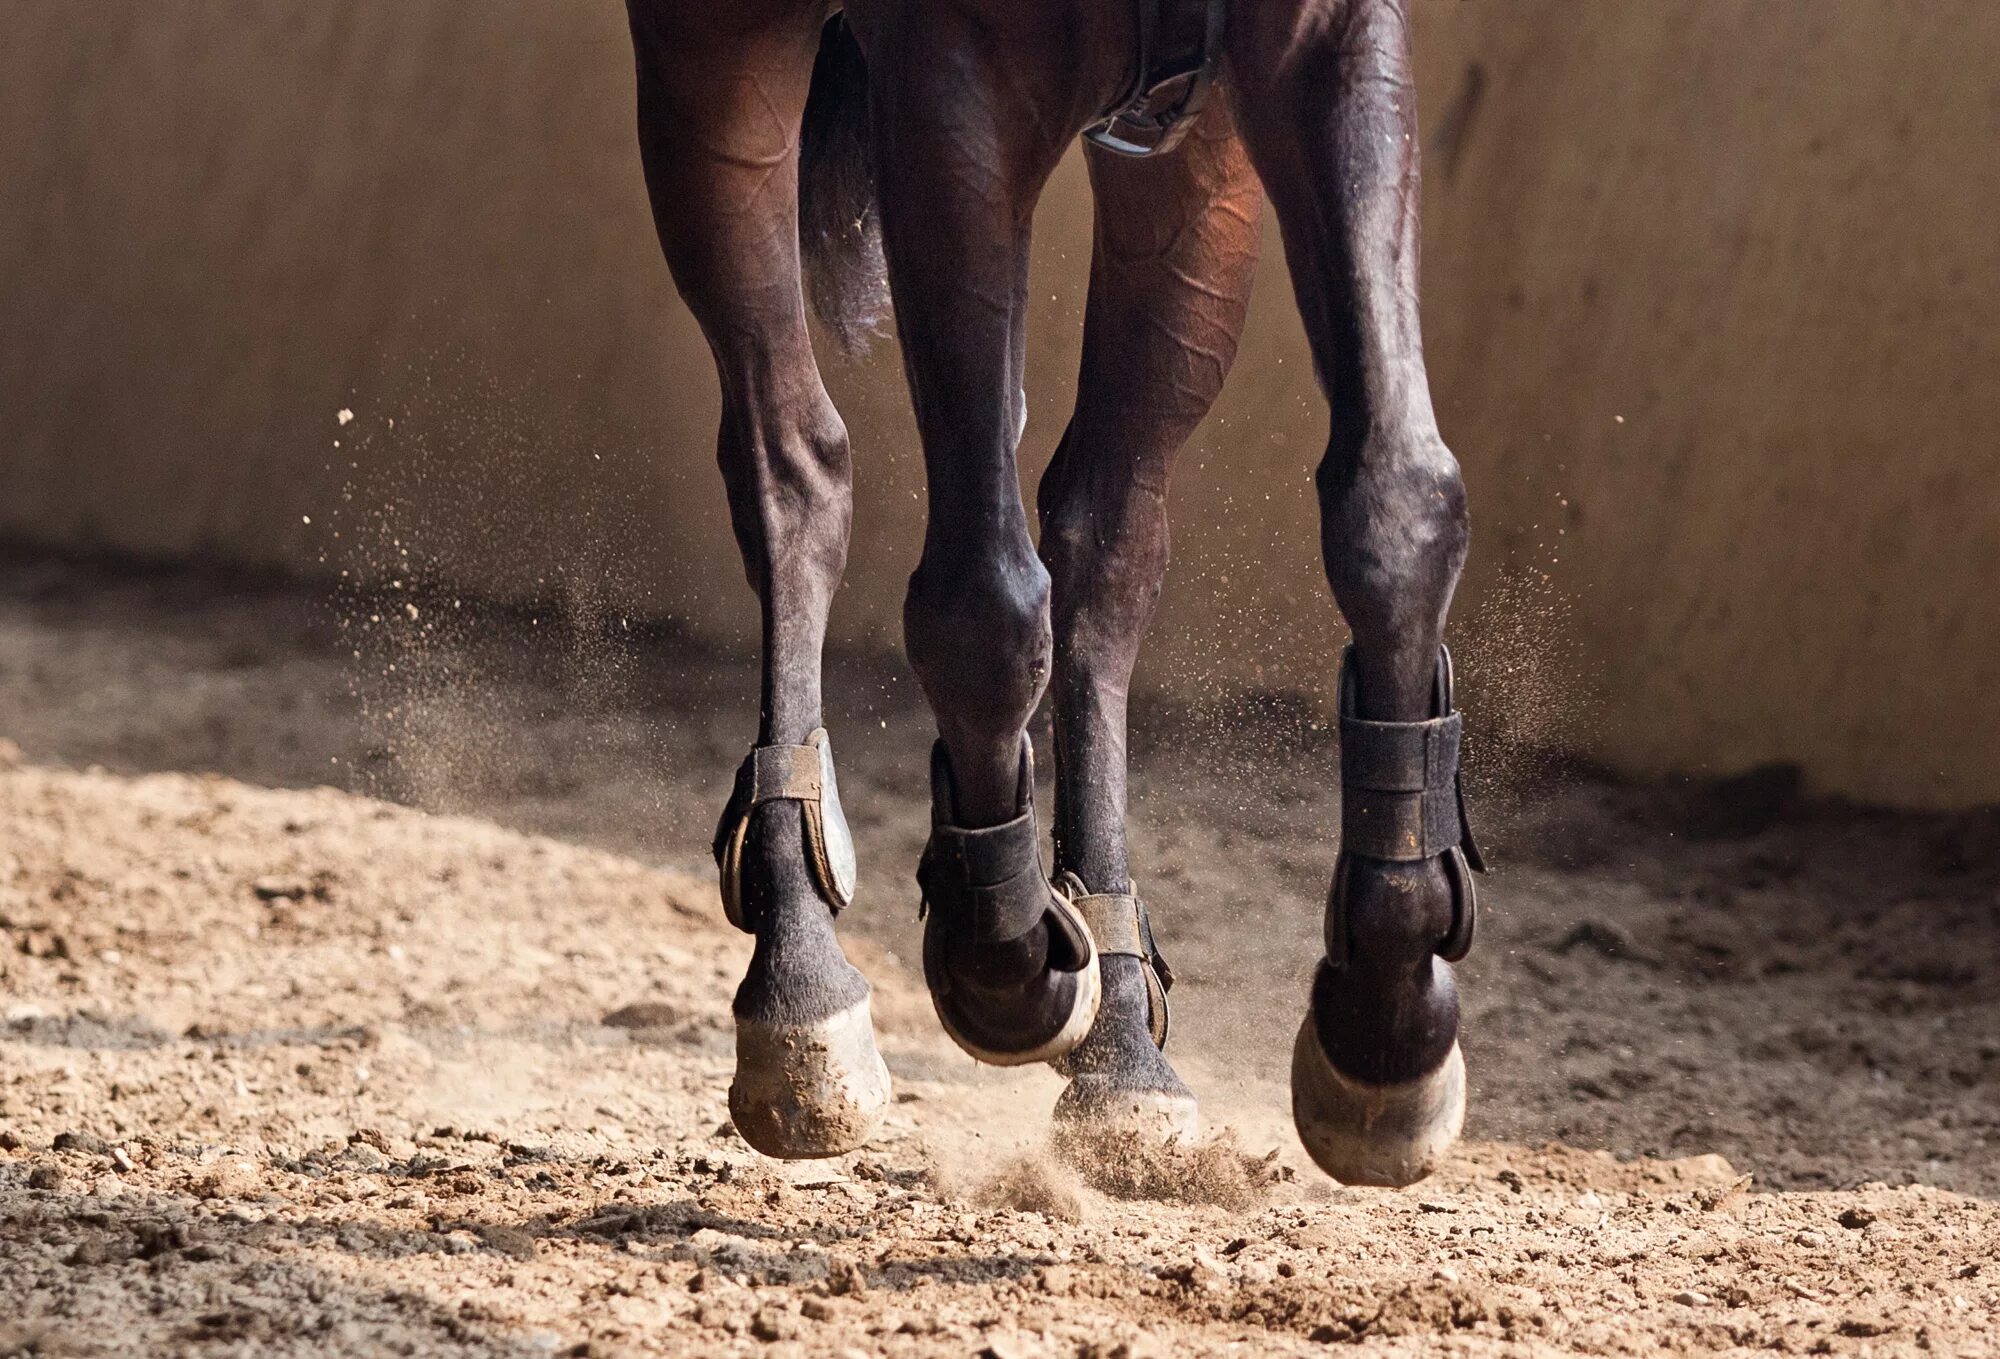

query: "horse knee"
left=1039, top=457, right=1170, bottom=672
left=904, top=544, right=1052, bottom=734
left=1317, top=428, right=1469, bottom=639
left=719, top=394, right=854, bottom=604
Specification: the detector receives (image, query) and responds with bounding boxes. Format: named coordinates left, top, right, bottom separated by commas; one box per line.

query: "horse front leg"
left=1036, top=101, right=1262, bottom=1146
left=1232, top=0, right=1479, bottom=1186
left=629, top=0, right=888, bottom=1159
left=864, top=8, right=1108, bottom=1070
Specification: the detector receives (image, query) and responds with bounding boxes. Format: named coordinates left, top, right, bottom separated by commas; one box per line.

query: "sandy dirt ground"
left=1, top=556, right=1997, bottom=1357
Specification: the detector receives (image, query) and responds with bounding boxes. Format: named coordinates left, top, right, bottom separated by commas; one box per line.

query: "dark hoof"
left=1054, top=1071, right=1199, bottom=1148
left=1290, top=1014, right=1464, bottom=1187
left=925, top=916, right=1101, bottom=1068
left=729, top=991, right=891, bottom=1159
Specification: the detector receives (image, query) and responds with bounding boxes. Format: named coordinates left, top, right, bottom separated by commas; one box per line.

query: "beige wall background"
left=1, top=2, right=1995, bottom=808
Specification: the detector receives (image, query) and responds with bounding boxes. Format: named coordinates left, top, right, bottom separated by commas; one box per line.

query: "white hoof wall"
left=729, top=995, right=890, bottom=1160
left=1053, top=1077, right=1200, bottom=1151
left=1291, top=1019, right=1464, bottom=1188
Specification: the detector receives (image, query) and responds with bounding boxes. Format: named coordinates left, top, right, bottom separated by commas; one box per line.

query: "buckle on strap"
left=1084, top=0, right=1228, bottom=157
left=712, top=728, right=857, bottom=931
left=1326, top=645, right=1484, bottom=966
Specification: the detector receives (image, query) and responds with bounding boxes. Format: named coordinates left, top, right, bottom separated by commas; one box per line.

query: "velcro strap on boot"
left=917, top=810, right=1051, bottom=945
left=1339, top=711, right=1467, bottom=862
left=1326, top=644, right=1484, bottom=968
left=1071, top=892, right=1146, bottom=960
left=712, top=728, right=857, bottom=931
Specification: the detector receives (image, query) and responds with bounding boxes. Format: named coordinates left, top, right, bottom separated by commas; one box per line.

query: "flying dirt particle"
left=967, top=1154, right=1085, bottom=1223
left=337, top=409, right=354, bottom=426
left=1055, top=1131, right=1279, bottom=1211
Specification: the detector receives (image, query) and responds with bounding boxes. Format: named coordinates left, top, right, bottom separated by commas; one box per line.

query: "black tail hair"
left=799, top=16, right=887, bottom=355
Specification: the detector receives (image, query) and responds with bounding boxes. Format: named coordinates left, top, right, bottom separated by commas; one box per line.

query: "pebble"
left=341, top=1143, right=389, bottom=1171
left=749, top=1309, right=799, bottom=1342
left=1673, top=1290, right=1711, bottom=1306
left=52, top=1130, right=111, bottom=1156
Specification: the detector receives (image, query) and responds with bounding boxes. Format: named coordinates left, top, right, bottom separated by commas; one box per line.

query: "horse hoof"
left=1290, top=1017, right=1464, bottom=1187
left=1053, top=1072, right=1199, bottom=1148
left=929, top=947, right=1102, bottom=1068
left=728, top=993, right=891, bottom=1159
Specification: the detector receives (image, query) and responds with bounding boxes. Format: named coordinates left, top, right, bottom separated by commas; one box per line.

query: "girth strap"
left=712, top=728, right=857, bottom=932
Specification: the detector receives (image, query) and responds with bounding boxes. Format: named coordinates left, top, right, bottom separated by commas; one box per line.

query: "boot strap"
left=712, top=728, right=857, bottom=932
left=1329, top=645, right=1484, bottom=965
left=915, top=736, right=1091, bottom=962
left=1068, top=887, right=1173, bottom=1049
left=917, top=809, right=1052, bottom=945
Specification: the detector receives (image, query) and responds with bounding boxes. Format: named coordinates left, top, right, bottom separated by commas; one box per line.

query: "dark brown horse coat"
left=624, top=0, right=1479, bottom=1184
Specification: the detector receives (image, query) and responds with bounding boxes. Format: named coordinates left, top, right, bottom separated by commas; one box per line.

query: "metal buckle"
left=1083, top=0, right=1226, bottom=158
left=1085, top=65, right=1210, bottom=157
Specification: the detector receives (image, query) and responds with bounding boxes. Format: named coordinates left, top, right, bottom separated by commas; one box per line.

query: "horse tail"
left=799, top=15, right=887, bottom=355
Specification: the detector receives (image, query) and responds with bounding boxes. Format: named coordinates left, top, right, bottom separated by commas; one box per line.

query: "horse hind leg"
left=1036, top=100, right=1262, bottom=1147
left=1231, top=0, right=1477, bottom=1186
left=628, top=0, right=888, bottom=1158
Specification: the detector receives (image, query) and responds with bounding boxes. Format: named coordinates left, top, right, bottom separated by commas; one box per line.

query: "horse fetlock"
left=725, top=802, right=866, bottom=1017
left=1329, top=854, right=1458, bottom=972
left=1055, top=953, right=1168, bottom=1076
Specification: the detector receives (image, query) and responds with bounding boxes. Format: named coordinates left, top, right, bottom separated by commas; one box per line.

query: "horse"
left=624, top=0, right=1481, bottom=1186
